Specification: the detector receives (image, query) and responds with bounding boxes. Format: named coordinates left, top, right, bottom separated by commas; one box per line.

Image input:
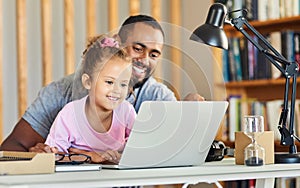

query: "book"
left=228, top=38, right=238, bottom=81
left=256, top=34, right=272, bottom=80
left=279, top=0, right=286, bottom=18
left=228, top=95, right=241, bottom=141
left=239, top=37, right=249, bottom=80
left=268, top=0, right=280, bottom=19
left=269, top=32, right=282, bottom=79
left=281, top=31, right=295, bottom=63
left=247, top=36, right=255, bottom=80
left=294, top=32, right=300, bottom=76
left=244, top=0, right=258, bottom=21
left=266, top=100, right=283, bottom=140
left=292, top=0, right=299, bottom=16
left=249, top=179, right=255, bottom=188
left=258, top=0, right=268, bottom=21
left=294, top=100, right=300, bottom=136
left=285, top=0, right=293, bottom=17
left=233, top=38, right=243, bottom=81
left=222, top=49, right=230, bottom=82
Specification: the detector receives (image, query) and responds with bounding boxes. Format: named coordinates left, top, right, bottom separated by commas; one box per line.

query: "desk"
left=0, top=158, right=300, bottom=188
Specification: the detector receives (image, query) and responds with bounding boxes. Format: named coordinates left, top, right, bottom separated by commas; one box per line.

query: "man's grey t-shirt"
left=22, top=74, right=177, bottom=139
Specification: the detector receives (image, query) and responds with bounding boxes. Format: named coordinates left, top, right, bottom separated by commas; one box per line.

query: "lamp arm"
left=230, top=16, right=299, bottom=153
left=230, top=16, right=288, bottom=75
left=278, top=74, right=298, bottom=153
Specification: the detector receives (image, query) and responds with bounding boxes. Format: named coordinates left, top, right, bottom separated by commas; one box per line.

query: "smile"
left=107, top=96, right=120, bottom=101
left=133, top=65, right=146, bottom=74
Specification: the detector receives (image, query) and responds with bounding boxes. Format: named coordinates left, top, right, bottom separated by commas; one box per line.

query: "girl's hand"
left=29, top=143, right=58, bottom=153
left=68, top=148, right=121, bottom=164
left=101, top=150, right=121, bottom=164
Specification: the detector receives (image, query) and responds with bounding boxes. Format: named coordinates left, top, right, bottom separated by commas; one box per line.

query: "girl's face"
left=85, top=57, right=132, bottom=111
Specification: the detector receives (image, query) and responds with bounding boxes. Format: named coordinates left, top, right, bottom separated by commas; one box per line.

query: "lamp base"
left=275, top=152, right=300, bottom=163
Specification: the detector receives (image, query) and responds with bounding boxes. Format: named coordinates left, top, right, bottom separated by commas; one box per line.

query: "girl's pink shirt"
left=45, top=96, right=136, bottom=153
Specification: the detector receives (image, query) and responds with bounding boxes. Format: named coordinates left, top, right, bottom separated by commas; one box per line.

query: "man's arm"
left=0, top=118, right=45, bottom=151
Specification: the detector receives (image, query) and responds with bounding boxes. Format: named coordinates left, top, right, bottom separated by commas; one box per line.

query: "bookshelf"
left=209, top=1, right=300, bottom=187
left=213, top=15, right=300, bottom=152
left=223, top=16, right=300, bottom=38
left=223, top=78, right=300, bottom=101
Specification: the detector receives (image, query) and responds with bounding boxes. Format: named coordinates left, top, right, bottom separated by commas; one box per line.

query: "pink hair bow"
left=100, top=37, right=119, bottom=48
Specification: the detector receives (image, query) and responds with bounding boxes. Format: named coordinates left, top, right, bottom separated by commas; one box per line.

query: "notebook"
left=102, top=101, right=228, bottom=169
left=55, top=164, right=102, bottom=172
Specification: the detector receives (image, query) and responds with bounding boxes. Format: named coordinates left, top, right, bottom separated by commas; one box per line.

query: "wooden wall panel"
left=86, top=0, right=96, bottom=38
left=170, top=0, right=182, bottom=97
left=16, top=0, right=28, bottom=117
left=108, top=0, right=118, bottom=31
left=41, top=0, right=52, bottom=85
left=151, top=0, right=161, bottom=20
left=64, top=0, right=75, bottom=75
left=129, top=0, right=140, bottom=15
left=151, top=0, right=162, bottom=81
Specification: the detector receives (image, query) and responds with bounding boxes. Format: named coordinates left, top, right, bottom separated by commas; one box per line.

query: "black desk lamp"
left=190, top=3, right=300, bottom=163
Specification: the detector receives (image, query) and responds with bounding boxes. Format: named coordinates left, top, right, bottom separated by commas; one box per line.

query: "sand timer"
left=243, top=115, right=265, bottom=166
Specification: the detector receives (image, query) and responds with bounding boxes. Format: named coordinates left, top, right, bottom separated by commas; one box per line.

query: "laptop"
left=102, top=101, right=228, bottom=169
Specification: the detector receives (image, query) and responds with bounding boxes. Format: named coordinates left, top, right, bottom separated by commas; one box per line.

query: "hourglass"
left=243, top=115, right=265, bottom=166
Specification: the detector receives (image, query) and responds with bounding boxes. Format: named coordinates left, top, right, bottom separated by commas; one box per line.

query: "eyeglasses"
left=55, top=153, right=91, bottom=165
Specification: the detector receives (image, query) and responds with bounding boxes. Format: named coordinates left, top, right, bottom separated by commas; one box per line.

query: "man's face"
left=123, top=22, right=164, bottom=84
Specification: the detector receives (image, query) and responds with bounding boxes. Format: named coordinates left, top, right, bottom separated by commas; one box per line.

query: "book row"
left=218, top=0, right=300, bottom=21
left=222, top=31, right=300, bottom=82
left=222, top=96, right=300, bottom=142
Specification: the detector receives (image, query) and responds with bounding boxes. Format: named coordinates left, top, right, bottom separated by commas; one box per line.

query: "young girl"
left=45, top=35, right=136, bottom=164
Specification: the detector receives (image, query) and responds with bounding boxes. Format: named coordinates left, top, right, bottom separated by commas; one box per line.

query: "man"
left=0, top=15, right=203, bottom=152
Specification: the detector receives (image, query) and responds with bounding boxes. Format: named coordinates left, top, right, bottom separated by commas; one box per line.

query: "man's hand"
left=68, top=147, right=121, bottom=164
left=183, top=93, right=205, bottom=101
left=29, top=143, right=58, bottom=153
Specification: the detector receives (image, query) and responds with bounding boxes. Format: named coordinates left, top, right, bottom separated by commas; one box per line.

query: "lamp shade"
left=190, top=3, right=228, bottom=50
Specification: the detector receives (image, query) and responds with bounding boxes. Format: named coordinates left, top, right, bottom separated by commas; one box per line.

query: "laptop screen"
left=102, top=101, right=228, bottom=169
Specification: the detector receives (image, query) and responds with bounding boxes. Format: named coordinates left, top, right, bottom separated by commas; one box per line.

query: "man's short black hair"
left=118, top=14, right=165, bottom=43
